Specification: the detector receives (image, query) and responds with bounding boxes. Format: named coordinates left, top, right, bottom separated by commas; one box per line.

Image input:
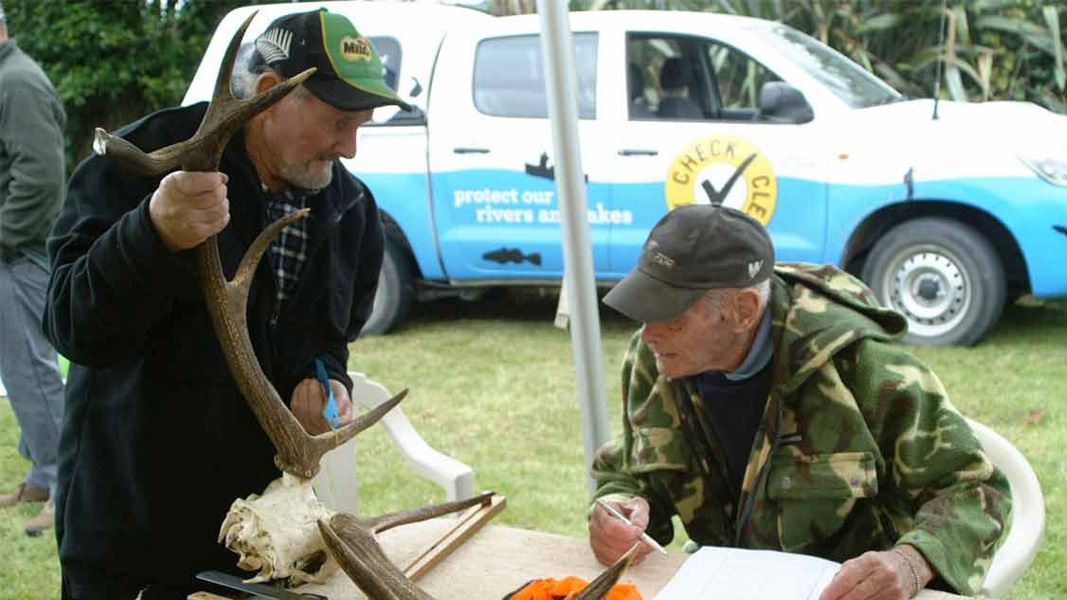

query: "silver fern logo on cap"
left=256, top=27, right=293, bottom=64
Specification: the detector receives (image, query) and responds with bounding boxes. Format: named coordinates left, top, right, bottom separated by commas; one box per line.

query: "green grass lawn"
left=1, top=293, right=1063, bottom=599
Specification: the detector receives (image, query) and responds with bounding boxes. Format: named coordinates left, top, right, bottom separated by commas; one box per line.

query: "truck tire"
left=360, top=236, right=414, bottom=336
left=861, top=217, right=1005, bottom=346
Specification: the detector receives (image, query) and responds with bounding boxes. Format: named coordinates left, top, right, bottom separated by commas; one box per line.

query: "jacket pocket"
left=767, top=451, right=878, bottom=499
left=765, top=451, right=879, bottom=552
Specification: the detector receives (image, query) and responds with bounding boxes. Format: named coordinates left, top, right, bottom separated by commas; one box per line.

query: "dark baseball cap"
left=252, top=8, right=410, bottom=112
left=603, top=205, right=775, bottom=323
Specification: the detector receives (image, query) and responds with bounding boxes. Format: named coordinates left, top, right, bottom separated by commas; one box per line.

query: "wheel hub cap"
left=915, top=278, right=941, bottom=301
left=886, top=250, right=970, bottom=338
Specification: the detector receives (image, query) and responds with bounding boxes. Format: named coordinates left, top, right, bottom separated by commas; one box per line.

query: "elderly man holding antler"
left=43, top=9, right=407, bottom=599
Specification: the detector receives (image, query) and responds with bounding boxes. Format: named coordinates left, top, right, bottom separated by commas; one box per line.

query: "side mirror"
left=758, top=82, right=814, bottom=124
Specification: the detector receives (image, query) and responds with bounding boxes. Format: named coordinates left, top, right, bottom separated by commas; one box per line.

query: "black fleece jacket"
left=43, top=102, right=383, bottom=583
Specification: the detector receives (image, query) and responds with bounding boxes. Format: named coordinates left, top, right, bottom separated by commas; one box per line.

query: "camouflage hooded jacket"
left=592, top=264, right=1011, bottom=595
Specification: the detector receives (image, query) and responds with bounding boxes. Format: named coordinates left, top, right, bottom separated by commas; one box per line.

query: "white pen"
left=596, top=498, right=668, bottom=555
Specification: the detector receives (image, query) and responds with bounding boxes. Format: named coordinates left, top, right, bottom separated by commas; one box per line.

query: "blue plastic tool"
left=314, top=358, right=341, bottom=430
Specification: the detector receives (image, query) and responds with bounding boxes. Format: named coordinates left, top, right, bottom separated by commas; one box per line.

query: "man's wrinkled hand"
left=588, top=497, right=654, bottom=566
left=148, top=170, right=230, bottom=252
left=291, top=378, right=353, bottom=435
left=819, top=547, right=930, bottom=600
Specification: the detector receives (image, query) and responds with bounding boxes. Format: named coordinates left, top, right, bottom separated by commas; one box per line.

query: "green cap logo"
left=339, top=35, right=373, bottom=62
left=262, top=8, right=411, bottom=111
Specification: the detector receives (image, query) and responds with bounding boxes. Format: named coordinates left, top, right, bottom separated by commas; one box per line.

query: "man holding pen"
left=588, top=204, right=1010, bottom=600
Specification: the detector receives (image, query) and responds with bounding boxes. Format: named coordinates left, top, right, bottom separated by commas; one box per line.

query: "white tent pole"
left=535, top=0, right=612, bottom=498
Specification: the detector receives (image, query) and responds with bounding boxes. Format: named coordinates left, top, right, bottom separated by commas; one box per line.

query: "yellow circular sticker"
left=339, top=36, right=373, bottom=62
left=664, top=135, right=777, bottom=225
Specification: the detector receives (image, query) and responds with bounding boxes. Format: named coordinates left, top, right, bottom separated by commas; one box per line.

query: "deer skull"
left=219, top=474, right=336, bottom=584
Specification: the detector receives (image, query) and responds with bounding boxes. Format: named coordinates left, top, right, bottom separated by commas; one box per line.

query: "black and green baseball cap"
left=603, top=205, right=775, bottom=323
left=253, top=8, right=410, bottom=112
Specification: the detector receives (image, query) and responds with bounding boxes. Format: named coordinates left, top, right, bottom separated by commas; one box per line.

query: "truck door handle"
left=454, top=147, right=490, bottom=154
left=618, top=149, right=658, bottom=156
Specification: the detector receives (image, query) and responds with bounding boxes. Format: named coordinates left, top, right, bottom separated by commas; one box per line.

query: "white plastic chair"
left=966, top=418, right=1045, bottom=599
left=312, top=371, right=475, bottom=514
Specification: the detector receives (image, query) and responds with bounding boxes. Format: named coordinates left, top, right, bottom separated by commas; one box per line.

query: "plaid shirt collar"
left=265, top=186, right=314, bottom=319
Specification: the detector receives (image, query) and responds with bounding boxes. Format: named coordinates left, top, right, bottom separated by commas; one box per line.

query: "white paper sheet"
left=653, top=546, right=841, bottom=600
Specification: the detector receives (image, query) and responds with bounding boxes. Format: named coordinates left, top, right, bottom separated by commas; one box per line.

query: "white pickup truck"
left=186, top=1, right=1067, bottom=345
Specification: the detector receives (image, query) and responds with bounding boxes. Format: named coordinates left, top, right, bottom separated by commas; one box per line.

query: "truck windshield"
left=765, top=26, right=903, bottom=108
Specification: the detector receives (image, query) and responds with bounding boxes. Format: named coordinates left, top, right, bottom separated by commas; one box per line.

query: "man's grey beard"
left=280, top=160, right=334, bottom=191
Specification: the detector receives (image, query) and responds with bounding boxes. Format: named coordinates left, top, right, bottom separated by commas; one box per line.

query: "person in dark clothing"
left=43, top=9, right=410, bottom=600
left=0, top=0, right=68, bottom=537
left=656, top=57, right=703, bottom=120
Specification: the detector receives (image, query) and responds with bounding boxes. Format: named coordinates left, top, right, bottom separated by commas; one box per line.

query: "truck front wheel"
left=861, top=217, right=1005, bottom=346
left=360, top=236, right=414, bottom=336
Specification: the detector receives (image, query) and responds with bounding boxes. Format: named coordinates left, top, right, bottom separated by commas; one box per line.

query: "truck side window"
left=473, top=33, right=598, bottom=119
left=626, top=34, right=711, bottom=121
left=706, top=43, right=782, bottom=120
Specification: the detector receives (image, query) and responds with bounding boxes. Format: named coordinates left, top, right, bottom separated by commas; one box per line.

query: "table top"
left=191, top=520, right=968, bottom=600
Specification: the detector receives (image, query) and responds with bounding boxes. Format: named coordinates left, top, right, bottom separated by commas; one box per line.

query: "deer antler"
left=317, top=493, right=638, bottom=600
left=316, top=493, right=497, bottom=600
left=93, top=10, right=401, bottom=479
left=93, top=11, right=313, bottom=176
left=570, top=544, right=640, bottom=600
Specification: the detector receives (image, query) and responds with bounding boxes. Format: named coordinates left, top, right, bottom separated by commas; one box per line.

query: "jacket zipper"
left=732, top=387, right=784, bottom=547
left=672, top=380, right=740, bottom=541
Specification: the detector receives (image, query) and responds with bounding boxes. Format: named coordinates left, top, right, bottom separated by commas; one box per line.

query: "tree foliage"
left=2, top=0, right=267, bottom=170
left=2, top=0, right=1064, bottom=171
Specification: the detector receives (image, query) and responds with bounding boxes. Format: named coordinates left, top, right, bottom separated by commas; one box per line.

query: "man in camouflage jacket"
left=589, top=205, right=1011, bottom=600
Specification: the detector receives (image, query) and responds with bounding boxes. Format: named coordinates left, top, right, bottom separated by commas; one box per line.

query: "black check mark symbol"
left=700, top=152, right=758, bottom=206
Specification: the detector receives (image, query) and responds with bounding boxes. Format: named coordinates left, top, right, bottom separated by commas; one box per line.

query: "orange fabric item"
left=507, top=576, right=642, bottom=600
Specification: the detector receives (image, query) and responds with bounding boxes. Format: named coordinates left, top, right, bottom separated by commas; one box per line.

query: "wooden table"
left=191, top=520, right=968, bottom=599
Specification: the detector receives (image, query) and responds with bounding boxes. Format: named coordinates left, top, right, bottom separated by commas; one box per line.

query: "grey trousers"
left=0, top=256, right=65, bottom=497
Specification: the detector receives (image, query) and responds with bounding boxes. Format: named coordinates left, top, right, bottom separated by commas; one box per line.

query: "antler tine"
left=217, top=200, right=410, bottom=478
left=363, top=491, right=495, bottom=534
left=188, top=9, right=315, bottom=172
left=198, top=10, right=257, bottom=130
left=91, top=128, right=194, bottom=178
left=231, top=210, right=311, bottom=295
left=315, top=495, right=494, bottom=600
left=204, top=226, right=410, bottom=478
left=94, top=10, right=315, bottom=176
left=192, top=21, right=316, bottom=170
left=319, top=514, right=437, bottom=600
left=572, top=544, right=641, bottom=600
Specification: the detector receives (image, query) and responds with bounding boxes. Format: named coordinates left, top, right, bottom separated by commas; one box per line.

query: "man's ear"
left=253, top=71, right=283, bottom=96
left=731, top=289, right=761, bottom=333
